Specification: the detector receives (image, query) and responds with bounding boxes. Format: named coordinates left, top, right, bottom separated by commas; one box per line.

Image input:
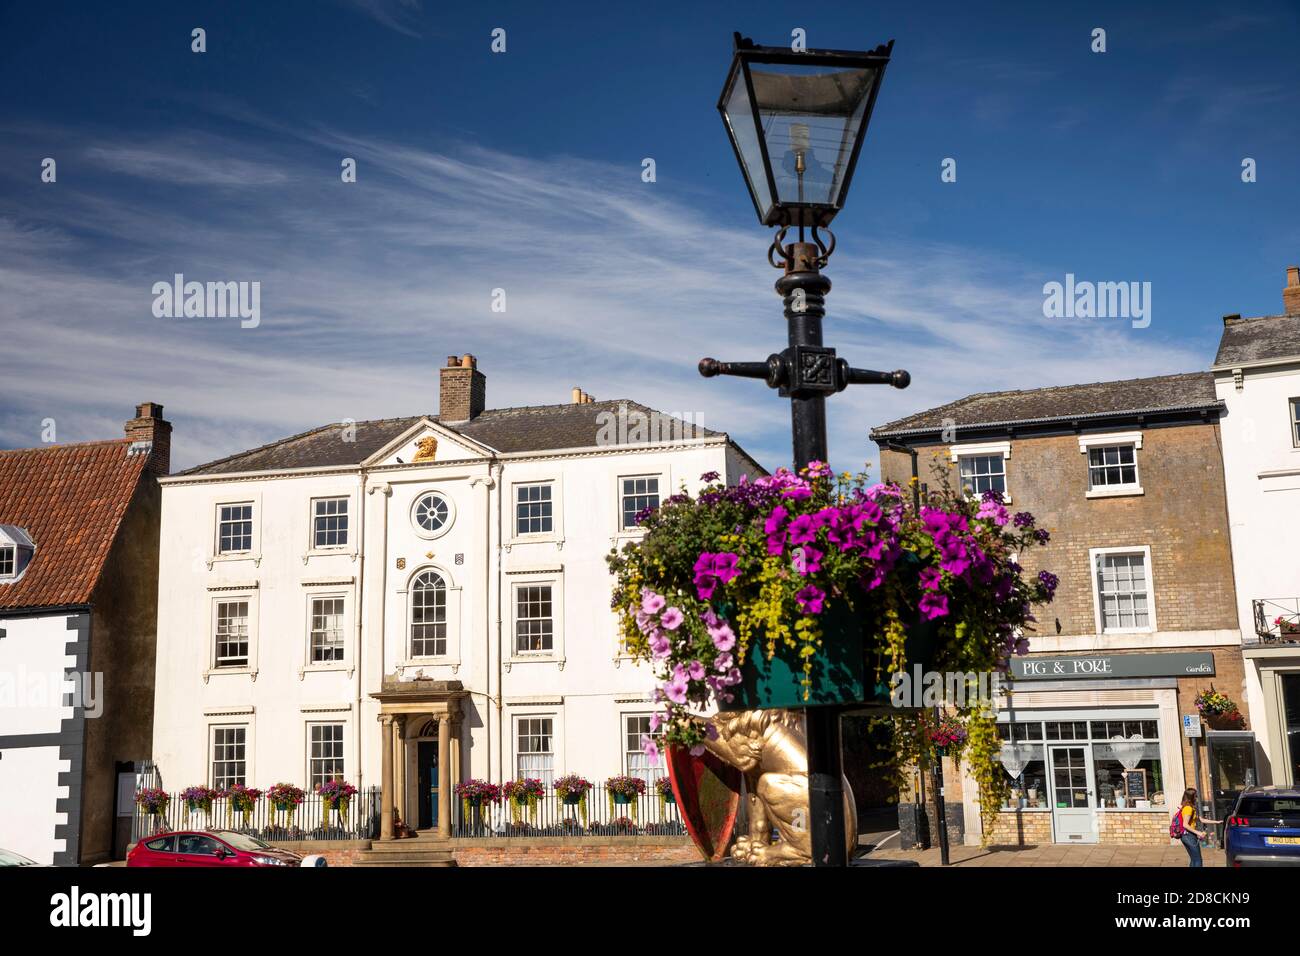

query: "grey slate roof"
left=180, top=400, right=726, bottom=477
left=871, top=371, right=1221, bottom=439
left=1213, top=314, right=1300, bottom=367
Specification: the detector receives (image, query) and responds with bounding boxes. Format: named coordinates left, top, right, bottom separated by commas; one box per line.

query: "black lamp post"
left=701, top=34, right=910, bottom=867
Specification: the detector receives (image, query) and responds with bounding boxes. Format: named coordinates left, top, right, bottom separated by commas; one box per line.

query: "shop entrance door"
left=1049, top=745, right=1097, bottom=843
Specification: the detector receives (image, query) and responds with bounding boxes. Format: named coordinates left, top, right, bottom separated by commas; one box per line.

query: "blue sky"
left=2, top=1, right=1299, bottom=473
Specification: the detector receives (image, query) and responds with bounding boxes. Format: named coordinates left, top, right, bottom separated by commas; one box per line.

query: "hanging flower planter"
left=316, top=780, right=358, bottom=828
left=223, top=784, right=261, bottom=828
left=1195, top=687, right=1246, bottom=730
left=605, top=775, right=647, bottom=822
left=553, top=774, right=593, bottom=827
left=454, top=779, right=501, bottom=829
left=608, top=464, right=1056, bottom=844
left=502, top=778, right=545, bottom=825
left=266, top=782, right=305, bottom=829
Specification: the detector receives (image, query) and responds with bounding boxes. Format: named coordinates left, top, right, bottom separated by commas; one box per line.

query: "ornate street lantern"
left=700, top=33, right=907, bottom=869
left=717, top=33, right=893, bottom=230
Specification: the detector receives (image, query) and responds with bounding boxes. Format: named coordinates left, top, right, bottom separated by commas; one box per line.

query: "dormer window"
left=0, top=525, right=36, bottom=581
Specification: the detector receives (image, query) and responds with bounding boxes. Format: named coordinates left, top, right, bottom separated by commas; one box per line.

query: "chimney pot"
left=440, top=354, right=486, bottom=421
left=124, top=401, right=171, bottom=475
left=1223, top=313, right=1242, bottom=327
left=1286, top=266, right=1300, bottom=315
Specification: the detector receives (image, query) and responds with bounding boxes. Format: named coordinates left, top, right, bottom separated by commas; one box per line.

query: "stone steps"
left=353, top=835, right=456, bottom=867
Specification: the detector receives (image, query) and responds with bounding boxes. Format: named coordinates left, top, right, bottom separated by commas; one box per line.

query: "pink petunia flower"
left=641, top=588, right=666, bottom=615
left=660, top=607, right=684, bottom=630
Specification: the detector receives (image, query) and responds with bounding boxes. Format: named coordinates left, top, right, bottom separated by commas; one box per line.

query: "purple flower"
left=689, top=744, right=706, bottom=757
left=919, top=566, right=943, bottom=591
left=688, top=660, right=706, bottom=681
left=641, top=589, right=665, bottom=615
left=635, top=610, right=652, bottom=633
left=976, top=498, right=1009, bottom=526
left=714, top=652, right=733, bottom=671
left=764, top=505, right=789, bottom=555
left=919, top=591, right=950, bottom=620
left=708, top=621, right=736, bottom=652
left=664, top=671, right=689, bottom=705
left=1013, top=511, right=1035, bottom=529
left=642, top=736, right=660, bottom=762
left=700, top=470, right=720, bottom=483
left=795, top=584, right=826, bottom=614
left=660, top=607, right=684, bottom=630
left=1035, top=528, right=1051, bottom=544
left=694, top=551, right=741, bottom=599
left=805, top=460, right=832, bottom=478
left=649, top=633, right=671, bottom=658
left=792, top=545, right=823, bottom=576
left=788, top=513, right=819, bottom=546
left=1038, top=570, right=1059, bottom=595
left=649, top=712, right=663, bottom=732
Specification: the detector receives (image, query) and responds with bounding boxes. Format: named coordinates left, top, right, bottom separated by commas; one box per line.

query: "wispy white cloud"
left=0, top=118, right=1206, bottom=474
left=336, top=0, right=423, bottom=39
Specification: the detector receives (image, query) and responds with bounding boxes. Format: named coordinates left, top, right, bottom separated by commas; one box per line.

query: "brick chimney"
left=1285, top=266, right=1300, bottom=316
left=439, top=354, right=486, bottom=421
left=124, top=402, right=172, bottom=475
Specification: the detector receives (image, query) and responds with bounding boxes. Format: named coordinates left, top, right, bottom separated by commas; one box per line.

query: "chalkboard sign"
left=1124, top=769, right=1148, bottom=800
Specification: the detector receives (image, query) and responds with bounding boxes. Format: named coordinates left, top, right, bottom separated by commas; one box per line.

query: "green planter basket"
left=723, top=598, right=940, bottom=711
left=562, top=793, right=583, bottom=806
left=612, top=793, right=633, bottom=805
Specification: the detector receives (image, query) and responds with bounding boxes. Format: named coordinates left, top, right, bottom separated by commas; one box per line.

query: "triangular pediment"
left=364, top=419, right=496, bottom=467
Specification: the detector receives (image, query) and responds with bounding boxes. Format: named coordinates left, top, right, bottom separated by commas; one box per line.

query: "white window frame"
left=208, top=724, right=249, bottom=790
left=396, top=564, right=462, bottom=672
left=302, top=589, right=350, bottom=674
left=505, top=476, right=564, bottom=548
left=1078, top=431, right=1144, bottom=498
left=506, top=569, right=565, bottom=666
left=1290, top=398, right=1300, bottom=448
left=621, top=712, right=664, bottom=787
left=215, top=501, right=254, bottom=555
left=204, top=588, right=259, bottom=681
left=410, top=488, right=456, bottom=540
left=310, top=495, right=350, bottom=550
left=306, top=721, right=346, bottom=790
left=512, top=713, right=558, bottom=786
left=1089, top=545, right=1157, bottom=635
left=618, top=473, right=664, bottom=532
left=208, top=494, right=262, bottom=568
left=0, top=544, right=13, bottom=579
left=512, top=480, right=556, bottom=538
left=949, top=441, right=1011, bottom=502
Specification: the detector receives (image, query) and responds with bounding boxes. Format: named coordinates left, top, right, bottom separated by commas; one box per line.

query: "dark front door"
left=417, top=741, right=439, bottom=830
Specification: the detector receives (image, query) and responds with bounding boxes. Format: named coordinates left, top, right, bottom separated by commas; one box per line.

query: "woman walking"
left=1175, top=788, right=1220, bottom=867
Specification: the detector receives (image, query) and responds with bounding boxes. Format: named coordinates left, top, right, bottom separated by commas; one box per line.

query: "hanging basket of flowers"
left=502, top=778, right=546, bottom=824
left=317, top=780, right=358, bottom=826
left=266, top=782, right=305, bottom=828
left=655, top=775, right=676, bottom=807
left=180, top=784, right=218, bottom=817
left=135, top=787, right=170, bottom=821
left=1194, top=687, right=1245, bottom=730
left=553, top=774, right=593, bottom=825
left=923, top=711, right=969, bottom=760
left=608, top=464, right=1056, bottom=843
left=223, top=784, right=262, bottom=827
left=605, top=775, right=647, bottom=822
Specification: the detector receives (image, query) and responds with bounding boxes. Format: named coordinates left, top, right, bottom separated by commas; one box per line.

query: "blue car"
left=1225, top=786, right=1300, bottom=867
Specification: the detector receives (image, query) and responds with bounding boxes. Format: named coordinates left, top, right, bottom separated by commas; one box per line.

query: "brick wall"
left=1098, top=811, right=1170, bottom=845
left=454, top=839, right=699, bottom=866
left=268, top=841, right=370, bottom=867
left=879, top=421, right=1238, bottom=638
left=987, top=810, right=1053, bottom=846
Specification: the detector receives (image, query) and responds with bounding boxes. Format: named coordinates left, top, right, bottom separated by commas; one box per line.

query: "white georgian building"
left=1214, top=268, right=1300, bottom=787
left=151, top=356, right=761, bottom=835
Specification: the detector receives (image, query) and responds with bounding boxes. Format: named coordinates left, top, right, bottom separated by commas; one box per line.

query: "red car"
left=127, top=830, right=310, bottom=867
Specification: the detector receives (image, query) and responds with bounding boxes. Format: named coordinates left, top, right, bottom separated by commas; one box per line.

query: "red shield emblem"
left=667, top=744, right=742, bottom=862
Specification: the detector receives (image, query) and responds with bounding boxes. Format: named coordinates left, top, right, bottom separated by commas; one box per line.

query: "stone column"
left=379, top=714, right=395, bottom=840
left=393, top=715, right=407, bottom=828
left=438, top=714, right=452, bottom=838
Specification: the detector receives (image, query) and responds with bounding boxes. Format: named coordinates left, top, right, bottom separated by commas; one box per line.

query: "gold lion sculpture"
left=702, top=709, right=857, bottom=866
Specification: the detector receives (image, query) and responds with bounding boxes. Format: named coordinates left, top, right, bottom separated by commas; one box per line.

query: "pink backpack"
left=1170, top=809, right=1185, bottom=839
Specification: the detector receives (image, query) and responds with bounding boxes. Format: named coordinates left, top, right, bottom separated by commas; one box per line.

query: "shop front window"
left=999, top=716, right=1164, bottom=810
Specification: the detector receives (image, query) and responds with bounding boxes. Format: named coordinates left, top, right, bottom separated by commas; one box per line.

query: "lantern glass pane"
left=721, top=66, right=773, bottom=221
left=747, top=62, right=878, bottom=209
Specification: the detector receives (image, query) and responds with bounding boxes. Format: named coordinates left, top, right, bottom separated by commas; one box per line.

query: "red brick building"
left=872, top=373, right=1250, bottom=846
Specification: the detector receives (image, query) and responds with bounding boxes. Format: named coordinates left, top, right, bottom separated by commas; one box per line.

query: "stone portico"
left=372, top=679, right=467, bottom=841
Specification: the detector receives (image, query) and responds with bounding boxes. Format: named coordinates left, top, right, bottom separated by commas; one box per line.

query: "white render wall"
left=1215, top=360, right=1300, bottom=782
left=0, top=611, right=78, bottom=864
left=152, top=433, right=758, bottom=795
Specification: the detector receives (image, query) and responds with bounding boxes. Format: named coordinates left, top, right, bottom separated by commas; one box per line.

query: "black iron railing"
left=452, top=783, right=685, bottom=838
left=130, top=786, right=381, bottom=845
